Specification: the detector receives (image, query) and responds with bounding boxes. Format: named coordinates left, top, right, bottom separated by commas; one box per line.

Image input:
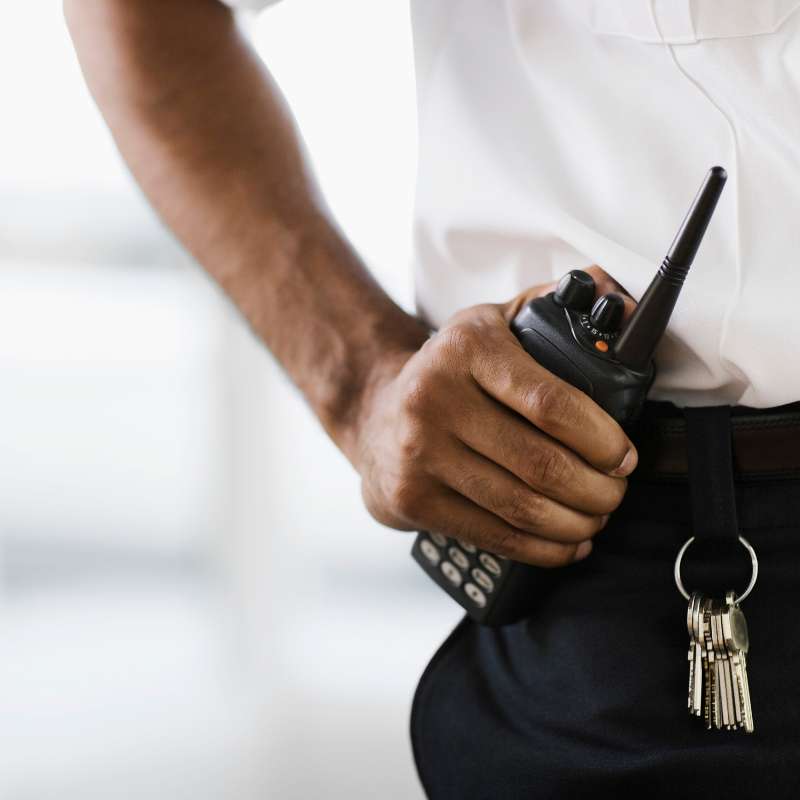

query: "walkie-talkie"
left=411, top=166, right=727, bottom=626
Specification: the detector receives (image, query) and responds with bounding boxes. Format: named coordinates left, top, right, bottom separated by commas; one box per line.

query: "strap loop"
left=684, top=405, right=739, bottom=540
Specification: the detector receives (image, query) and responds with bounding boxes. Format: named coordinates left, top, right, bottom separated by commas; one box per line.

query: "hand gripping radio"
left=411, top=167, right=728, bottom=626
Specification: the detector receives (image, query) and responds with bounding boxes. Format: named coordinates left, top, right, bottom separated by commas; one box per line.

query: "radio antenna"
left=613, top=166, right=727, bottom=372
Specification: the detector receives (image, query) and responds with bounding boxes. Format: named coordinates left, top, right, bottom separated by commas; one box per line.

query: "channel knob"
left=553, top=270, right=595, bottom=311
left=589, top=292, right=625, bottom=333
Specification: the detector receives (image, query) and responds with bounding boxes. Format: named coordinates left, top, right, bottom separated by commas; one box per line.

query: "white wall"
left=0, top=3, right=462, bottom=798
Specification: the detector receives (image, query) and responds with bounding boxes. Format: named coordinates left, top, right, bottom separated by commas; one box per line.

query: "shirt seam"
left=648, top=0, right=748, bottom=402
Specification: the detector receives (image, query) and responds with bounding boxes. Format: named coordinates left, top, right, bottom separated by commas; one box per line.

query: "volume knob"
left=553, top=270, right=595, bottom=311
left=589, top=293, right=625, bottom=333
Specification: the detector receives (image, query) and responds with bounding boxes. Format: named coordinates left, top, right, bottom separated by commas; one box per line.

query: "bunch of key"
left=686, top=589, right=754, bottom=732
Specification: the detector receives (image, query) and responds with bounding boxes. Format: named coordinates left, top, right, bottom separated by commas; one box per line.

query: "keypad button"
left=448, top=547, right=470, bottom=571
left=464, top=583, right=487, bottom=608
left=420, top=539, right=441, bottom=565
left=457, top=539, right=477, bottom=554
left=471, top=567, right=494, bottom=593
left=429, top=532, right=448, bottom=547
left=440, top=561, right=463, bottom=587
left=478, top=553, right=502, bottom=577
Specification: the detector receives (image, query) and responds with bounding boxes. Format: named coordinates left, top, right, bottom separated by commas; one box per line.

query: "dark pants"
left=411, top=401, right=800, bottom=799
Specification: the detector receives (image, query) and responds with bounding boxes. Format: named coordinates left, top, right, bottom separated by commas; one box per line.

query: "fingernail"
left=611, top=447, right=638, bottom=477
left=574, top=540, right=593, bottom=561
left=599, top=513, right=610, bottom=528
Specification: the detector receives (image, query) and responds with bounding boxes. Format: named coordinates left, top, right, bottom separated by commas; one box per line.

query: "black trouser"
left=411, top=401, right=800, bottom=799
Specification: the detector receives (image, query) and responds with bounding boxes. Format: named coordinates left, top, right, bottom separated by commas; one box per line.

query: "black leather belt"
left=630, top=400, right=800, bottom=481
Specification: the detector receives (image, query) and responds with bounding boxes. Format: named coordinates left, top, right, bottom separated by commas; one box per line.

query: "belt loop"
left=684, top=405, right=739, bottom=540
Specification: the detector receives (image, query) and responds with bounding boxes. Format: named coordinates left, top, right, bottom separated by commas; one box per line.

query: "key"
left=702, top=597, right=720, bottom=730
left=693, top=597, right=704, bottom=716
left=708, top=599, right=723, bottom=730
left=687, top=592, right=702, bottom=715
left=709, top=601, right=727, bottom=729
left=719, top=593, right=743, bottom=729
left=723, top=590, right=754, bottom=734
left=691, top=592, right=704, bottom=716
left=723, top=591, right=752, bottom=733
left=712, top=601, right=735, bottom=730
left=699, top=596, right=711, bottom=728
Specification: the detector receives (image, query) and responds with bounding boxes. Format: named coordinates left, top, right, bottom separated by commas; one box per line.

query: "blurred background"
left=0, top=3, right=461, bottom=798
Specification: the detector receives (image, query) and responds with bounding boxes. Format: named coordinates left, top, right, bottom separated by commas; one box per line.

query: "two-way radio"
left=411, top=167, right=728, bottom=626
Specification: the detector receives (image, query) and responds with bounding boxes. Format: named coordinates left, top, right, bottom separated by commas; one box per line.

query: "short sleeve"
left=219, top=0, right=281, bottom=11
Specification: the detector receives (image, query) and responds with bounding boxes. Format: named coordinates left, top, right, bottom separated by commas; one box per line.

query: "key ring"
left=673, top=535, right=758, bottom=604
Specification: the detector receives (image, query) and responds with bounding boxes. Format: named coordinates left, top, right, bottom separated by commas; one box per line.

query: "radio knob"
left=589, top=292, right=625, bottom=333
left=553, top=270, right=595, bottom=311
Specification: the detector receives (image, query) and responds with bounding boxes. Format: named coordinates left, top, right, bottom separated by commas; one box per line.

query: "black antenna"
left=613, top=166, right=727, bottom=372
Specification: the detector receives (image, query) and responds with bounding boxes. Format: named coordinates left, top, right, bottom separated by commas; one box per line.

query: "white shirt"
left=233, top=0, right=800, bottom=409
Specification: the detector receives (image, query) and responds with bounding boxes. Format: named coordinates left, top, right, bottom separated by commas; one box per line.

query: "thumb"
left=498, top=277, right=560, bottom=324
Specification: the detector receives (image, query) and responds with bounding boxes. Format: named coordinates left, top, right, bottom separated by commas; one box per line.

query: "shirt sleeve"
left=219, top=0, right=281, bottom=11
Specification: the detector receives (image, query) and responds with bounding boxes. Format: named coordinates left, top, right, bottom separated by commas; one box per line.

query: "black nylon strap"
left=684, top=405, right=739, bottom=540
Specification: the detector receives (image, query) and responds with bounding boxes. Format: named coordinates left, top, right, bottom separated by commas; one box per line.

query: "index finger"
left=469, top=334, right=638, bottom=476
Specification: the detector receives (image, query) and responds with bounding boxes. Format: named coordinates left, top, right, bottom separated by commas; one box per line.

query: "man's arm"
left=65, top=0, right=637, bottom=566
left=64, top=0, right=428, bottom=460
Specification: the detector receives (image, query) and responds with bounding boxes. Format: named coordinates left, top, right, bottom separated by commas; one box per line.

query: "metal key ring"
left=673, top=535, right=758, bottom=604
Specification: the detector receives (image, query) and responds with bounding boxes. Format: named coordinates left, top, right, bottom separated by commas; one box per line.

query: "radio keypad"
left=419, top=534, right=501, bottom=609
left=471, top=567, right=494, bottom=592
left=448, top=547, right=470, bottom=571
left=440, top=561, right=463, bottom=587
left=464, top=583, right=487, bottom=608
left=478, top=553, right=502, bottom=577
left=420, top=539, right=441, bottom=565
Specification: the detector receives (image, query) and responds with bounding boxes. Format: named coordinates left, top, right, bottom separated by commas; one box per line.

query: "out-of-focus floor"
left=4, top=575, right=459, bottom=800
left=0, top=262, right=462, bottom=800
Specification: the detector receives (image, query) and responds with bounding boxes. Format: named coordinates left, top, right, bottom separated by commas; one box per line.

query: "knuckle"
left=525, top=381, right=573, bottom=429
left=457, top=473, right=548, bottom=534
left=399, top=373, right=434, bottom=418
left=563, top=512, right=605, bottom=542
left=529, top=446, right=572, bottom=488
left=485, top=526, right=525, bottom=558
left=436, top=323, right=482, bottom=362
left=501, top=490, right=547, bottom=531
left=361, top=481, right=408, bottom=530
left=386, top=476, right=424, bottom=521
left=459, top=472, right=494, bottom=503
left=395, top=418, right=427, bottom=464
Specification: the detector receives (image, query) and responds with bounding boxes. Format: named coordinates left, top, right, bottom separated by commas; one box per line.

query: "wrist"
left=326, top=338, right=421, bottom=468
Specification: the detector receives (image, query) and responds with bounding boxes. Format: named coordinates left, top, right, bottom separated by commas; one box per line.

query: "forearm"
left=64, top=0, right=428, bottom=460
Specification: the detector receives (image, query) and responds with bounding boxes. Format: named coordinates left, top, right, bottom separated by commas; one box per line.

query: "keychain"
left=674, top=535, right=758, bottom=732
left=677, top=397, right=756, bottom=733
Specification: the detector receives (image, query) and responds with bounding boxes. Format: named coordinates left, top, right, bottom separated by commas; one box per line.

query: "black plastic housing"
left=510, top=295, right=655, bottom=428
left=411, top=293, right=656, bottom=626
left=411, top=166, right=726, bottom=627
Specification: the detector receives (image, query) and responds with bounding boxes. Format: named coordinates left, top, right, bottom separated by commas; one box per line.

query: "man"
left=66, top=1, right=800, bottom=797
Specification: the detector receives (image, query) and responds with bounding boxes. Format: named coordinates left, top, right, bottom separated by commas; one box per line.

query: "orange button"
left=594, top=340, right=609, bottom=353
